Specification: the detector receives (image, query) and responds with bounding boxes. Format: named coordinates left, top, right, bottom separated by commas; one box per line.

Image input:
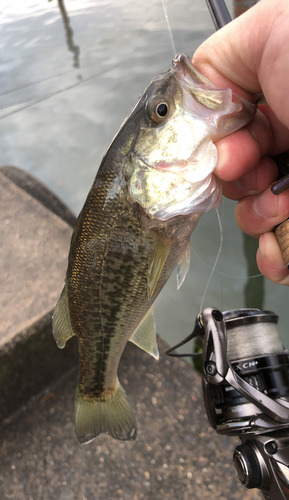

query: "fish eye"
left=147, top=98, right=170, bottom=124
left=156, top=102, right=168, bottom=117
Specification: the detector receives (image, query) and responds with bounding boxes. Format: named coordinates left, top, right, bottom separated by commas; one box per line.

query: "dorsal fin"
left=129, top=306, right=159, bottom=360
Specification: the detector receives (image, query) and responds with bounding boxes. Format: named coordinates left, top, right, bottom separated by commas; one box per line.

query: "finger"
left=257, top=232, right=289, bottom=285
left=221, top=156, right=278, bottom=200
left=193, top=0, right=289, bottom=128
left=235, top=188, right=289, bottom=237
left=192, top=17, right=261, bottom=99
left=258, top=104, right=289, bottom=154
left=215, top=108, right=289, bottom=183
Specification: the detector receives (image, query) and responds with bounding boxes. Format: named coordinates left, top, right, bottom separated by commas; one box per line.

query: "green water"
left=1, top=0, right=288, bottom=348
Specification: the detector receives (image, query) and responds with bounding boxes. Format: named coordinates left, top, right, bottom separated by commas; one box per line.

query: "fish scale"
left=52, top=53, right=256, bottom=443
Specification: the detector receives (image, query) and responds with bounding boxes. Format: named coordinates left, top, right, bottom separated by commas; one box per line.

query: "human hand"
left=192, top=0, right=289, bottom=285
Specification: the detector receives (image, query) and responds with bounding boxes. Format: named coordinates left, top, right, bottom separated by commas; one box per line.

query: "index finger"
left=215, top=104, right=289, bottom=184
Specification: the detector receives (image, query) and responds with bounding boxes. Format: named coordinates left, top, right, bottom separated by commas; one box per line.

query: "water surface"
left=1, top=0, right=288, bottom=349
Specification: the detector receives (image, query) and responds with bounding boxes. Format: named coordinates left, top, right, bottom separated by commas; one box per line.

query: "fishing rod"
left=205, top=0, right=231, bottom=30
left=166, top=2, right=289, bottom=498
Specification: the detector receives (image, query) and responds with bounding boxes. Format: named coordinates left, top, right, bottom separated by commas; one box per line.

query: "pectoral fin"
left=129, top=306, right=159, bottom=360
left=52, top=285, right=75, bottom=349
left=147, top=237, right=171, bottom=299
left=176, top=241, right=191, bottom=290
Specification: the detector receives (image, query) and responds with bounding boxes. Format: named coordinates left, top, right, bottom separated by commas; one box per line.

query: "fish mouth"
left=172, top=53, right=195, bottom=74
left=172, top=53, right=214, bottom=90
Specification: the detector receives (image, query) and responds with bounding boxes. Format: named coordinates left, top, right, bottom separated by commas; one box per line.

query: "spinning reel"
left=167, top=308, right=289, bottom=499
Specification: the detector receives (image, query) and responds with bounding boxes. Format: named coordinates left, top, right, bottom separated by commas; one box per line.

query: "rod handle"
left=275, top=219, right=289, bottom=268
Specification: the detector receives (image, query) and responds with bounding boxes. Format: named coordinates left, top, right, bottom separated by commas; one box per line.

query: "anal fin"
left=129, top=306, right=159, bottom=360
left=52, top=285, right=75, bottom=349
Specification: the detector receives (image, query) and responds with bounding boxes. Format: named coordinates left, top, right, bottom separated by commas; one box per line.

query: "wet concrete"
left=0, top=338, right=261, bottom=500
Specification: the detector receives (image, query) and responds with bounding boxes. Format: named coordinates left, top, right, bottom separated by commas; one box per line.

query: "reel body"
left=167, top=308, right=289, bottom=499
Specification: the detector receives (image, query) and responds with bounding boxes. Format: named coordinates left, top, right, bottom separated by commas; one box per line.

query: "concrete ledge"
left=0, top=166, right=77, bottom=419
left=0, top=311, right=78, bottom=421
left=0, top=166, right=76, bottom=228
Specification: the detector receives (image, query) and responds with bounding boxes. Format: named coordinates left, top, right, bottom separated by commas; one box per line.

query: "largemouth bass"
left=53, top=54, right=255, bottom=444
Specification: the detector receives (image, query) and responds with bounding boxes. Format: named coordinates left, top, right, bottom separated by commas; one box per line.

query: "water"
left=1, top=0, right=289, bottom=348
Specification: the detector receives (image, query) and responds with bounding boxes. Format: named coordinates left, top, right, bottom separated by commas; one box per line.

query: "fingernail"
left=253, top=190, right=278, bottom=219
left=235, top=171, right=258, bottom=195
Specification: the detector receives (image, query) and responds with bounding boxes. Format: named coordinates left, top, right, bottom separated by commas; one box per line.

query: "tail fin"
left=75, top=380, right=137, bottom=444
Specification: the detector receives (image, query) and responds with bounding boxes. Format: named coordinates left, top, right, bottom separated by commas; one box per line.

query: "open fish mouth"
left=171, top=52, right=256, bottom=137
left=171, top=52, right=220, bottom=102
left=172, top=53, right=202, bottom=83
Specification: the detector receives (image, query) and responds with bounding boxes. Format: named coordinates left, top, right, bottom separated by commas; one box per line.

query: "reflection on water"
left=55, top=0, right=80, bottom=68
left=0, top=0, right=288, bottom=347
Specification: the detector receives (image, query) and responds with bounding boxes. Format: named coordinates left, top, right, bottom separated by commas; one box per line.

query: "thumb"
left=192, top=0, right=289, bottom=128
